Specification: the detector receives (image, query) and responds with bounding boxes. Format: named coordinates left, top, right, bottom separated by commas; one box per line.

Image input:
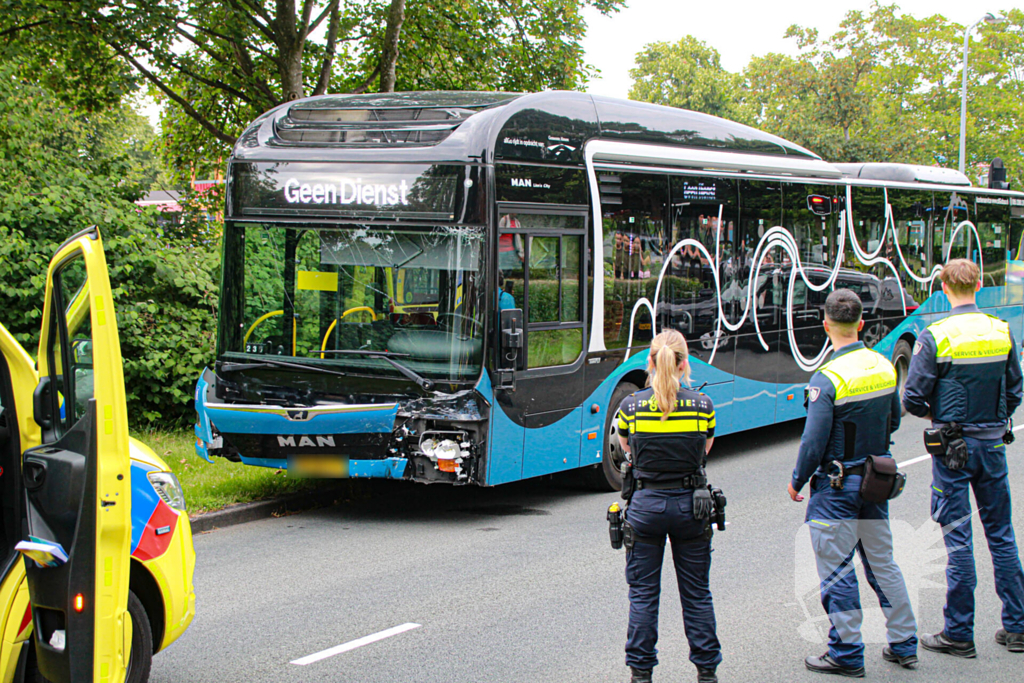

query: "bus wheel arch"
left=582, top=379, right=640, bottom=491
left=892, top=334, right=915, bottom=416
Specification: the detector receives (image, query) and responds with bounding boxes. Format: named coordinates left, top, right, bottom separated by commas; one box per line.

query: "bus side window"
left=1012, top=204, right=1024, bottom=261
left=498, top=232, right=524, bottom=310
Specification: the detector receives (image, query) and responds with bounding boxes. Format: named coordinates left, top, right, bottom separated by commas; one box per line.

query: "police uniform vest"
left=616, top=387, right=714, bottom=478
left=817, top=347, right=897, bottom=462
left=927, top=312, right=1012, bottom=425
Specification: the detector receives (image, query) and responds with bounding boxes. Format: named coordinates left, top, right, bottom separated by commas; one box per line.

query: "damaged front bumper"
left=193, top=368, right=489, bottom=484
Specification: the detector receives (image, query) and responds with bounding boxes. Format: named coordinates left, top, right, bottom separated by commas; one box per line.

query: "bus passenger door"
left=491, top=211, right=588, bottom=483
left=19, top=230, right=132, bottom=683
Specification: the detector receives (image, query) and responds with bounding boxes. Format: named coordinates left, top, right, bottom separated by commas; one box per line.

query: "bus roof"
left=231, top=90, right=822, bottom=168
left=230, top=91, right=1021, bottom=194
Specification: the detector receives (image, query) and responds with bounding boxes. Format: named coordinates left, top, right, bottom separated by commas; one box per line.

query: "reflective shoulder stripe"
left=931, top=313, right=1011, bottom=363
left=634, top=418, right=709, bottom=434
left=822, top=348, right=897, bottom=405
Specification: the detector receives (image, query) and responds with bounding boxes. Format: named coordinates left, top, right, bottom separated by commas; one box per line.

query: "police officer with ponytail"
left=616, top=329, right=721, bottom=683
left=904, top=258, right=1024, bottom=657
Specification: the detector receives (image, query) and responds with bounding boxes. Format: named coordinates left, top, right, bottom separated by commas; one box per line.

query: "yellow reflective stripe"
left=820, top=348, right=896, bottom=403
left=636, top=411, right=713, bottom=419
left=617, top=417, right=629, bottom=431
left=634, top=419, right=709, bottom=433
left=708, top=415, right=716, bottom=429
left=930, top=313, right=1011, bottom=360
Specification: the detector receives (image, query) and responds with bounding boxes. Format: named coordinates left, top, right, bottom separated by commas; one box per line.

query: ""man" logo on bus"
left=277, top=435, right=337, bottom=448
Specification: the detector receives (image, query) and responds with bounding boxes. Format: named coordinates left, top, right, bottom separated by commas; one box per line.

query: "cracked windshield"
left=224, top=223, right=484, bottom=380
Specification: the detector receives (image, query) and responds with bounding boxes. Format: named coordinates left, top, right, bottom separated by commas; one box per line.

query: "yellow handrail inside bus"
left=320, top=307, right=378, bottom=358
left=243, top=310, right=297, bottom=355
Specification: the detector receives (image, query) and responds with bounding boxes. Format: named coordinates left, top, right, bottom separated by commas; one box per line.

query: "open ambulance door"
left=17, top=228, right=131, bottom=683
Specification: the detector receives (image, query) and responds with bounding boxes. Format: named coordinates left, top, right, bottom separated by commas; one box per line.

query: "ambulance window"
left=47, top=253, right=94, bottom=434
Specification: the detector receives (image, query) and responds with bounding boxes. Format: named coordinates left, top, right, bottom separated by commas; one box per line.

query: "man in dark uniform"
left=788, top=289, right=918, bottom=677
left=903, top=258, right=1024, bottom=656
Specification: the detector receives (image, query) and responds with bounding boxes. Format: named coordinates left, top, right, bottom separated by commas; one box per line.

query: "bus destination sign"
left=283, top=177, right=412, bottom=207
left=230, top=161, right=466, bottom=219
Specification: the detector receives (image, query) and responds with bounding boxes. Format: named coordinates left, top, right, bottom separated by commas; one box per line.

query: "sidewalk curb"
left=188, top=485, right=348, bottom=534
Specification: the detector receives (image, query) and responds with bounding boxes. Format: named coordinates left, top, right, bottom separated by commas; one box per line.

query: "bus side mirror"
left=499, top=308, right=524, bottom=372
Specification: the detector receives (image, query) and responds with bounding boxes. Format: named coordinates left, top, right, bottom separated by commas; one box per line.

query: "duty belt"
left=638, top=473, right=706, bottom=490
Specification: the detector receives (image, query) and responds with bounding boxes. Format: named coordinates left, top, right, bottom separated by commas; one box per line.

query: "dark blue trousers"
left=931, top=437, right=1024, bottom=640
left=624, top=488, right=722, bottom=671
left=806, top=474, right=917, bottom=668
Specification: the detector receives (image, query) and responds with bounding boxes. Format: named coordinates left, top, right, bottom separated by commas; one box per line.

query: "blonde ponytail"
left=646, top=329, right=690, bottom=421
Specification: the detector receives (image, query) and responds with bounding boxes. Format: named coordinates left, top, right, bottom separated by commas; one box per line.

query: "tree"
left=627, top=3, right=1024, bottom=187
left=0, top=58, right=219, bottom=426
left=628, top=36, right=744, bottom=120
left=2, top=0, right=624, bottom=152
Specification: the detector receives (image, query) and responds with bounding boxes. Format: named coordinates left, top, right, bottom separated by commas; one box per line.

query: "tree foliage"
left=0, top=60, right=218, bottom=426
left=3, top=0, right=623, bottom=183
left=628, top=36, right=742, bottom=120
left=628, top=3, right=1024, bottom=187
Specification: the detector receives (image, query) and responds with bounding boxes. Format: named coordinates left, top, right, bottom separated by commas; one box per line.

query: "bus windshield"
left=220, top=222, right=485, bottom=381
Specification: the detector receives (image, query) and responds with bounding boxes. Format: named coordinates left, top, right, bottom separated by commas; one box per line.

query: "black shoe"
left=996, top=628, right=1024, bottom=653
left=630, top=667, right=653, bottom=683
left=921, top=631, right=977, bottom=658
left=804, top=654, right=865, bottom=677
left=882, top=647, right=918, bottom=669
left=696, top=668, right=718, bottom=683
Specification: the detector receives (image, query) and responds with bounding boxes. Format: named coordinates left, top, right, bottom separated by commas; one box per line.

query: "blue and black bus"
left=194, top=91, right=1024, bottom=489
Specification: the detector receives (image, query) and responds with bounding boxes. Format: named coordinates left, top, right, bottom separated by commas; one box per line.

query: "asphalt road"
left=151, top=414, right=1024, bottom=683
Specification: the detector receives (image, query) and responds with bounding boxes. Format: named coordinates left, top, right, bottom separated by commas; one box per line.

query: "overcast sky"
left=581, top=1, right=1015, bottom=99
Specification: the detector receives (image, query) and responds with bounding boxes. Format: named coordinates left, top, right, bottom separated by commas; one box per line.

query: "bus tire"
left=126, top=590, right=153, bottom=683
left=582, top=381, right=639, bottom=491
left=893, top=339, right=913, bottom=417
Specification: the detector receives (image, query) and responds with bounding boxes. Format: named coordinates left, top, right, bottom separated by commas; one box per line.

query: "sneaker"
left=996, top=629, right=1024, bottom=653
left=804, top=653, right=866, bottom=677
left=882, top=646, right=918, bottom=669
left=921, top=631, right=977, bottom=658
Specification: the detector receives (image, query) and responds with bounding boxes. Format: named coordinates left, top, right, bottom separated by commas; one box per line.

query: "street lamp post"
left=959, top=12, right=1006, bottom=175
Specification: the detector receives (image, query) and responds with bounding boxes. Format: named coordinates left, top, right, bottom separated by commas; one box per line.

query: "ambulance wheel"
left=22, top=590, right=151, bottom=683
left=126, top=590, right=153, bottom=683
left=893, top=339, right=913, bottom=417
left=581, top=381, right=639, bottom=491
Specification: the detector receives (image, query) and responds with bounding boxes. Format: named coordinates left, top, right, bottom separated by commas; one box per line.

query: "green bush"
left=0, top=62, right=219, bottom=428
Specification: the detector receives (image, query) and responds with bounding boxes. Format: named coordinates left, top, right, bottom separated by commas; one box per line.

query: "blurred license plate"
left=287, top=455, right=349, bottom=478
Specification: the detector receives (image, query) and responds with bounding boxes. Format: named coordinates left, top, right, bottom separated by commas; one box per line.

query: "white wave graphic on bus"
left=622, top=187, right=983, bottom=373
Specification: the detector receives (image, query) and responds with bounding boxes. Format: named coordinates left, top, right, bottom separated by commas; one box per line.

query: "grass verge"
left=134, top=430, right=331, bottom=515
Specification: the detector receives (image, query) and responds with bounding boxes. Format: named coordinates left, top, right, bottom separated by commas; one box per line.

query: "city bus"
left=194, top=91, right=1024, bottom=490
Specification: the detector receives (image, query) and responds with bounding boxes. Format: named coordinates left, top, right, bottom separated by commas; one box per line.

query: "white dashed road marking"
left=290, top=623, right=422, bottom=666
left=897, top=454, right=931, bottom=468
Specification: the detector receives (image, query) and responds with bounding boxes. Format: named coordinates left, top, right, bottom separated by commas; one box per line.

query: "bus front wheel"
left=582, top=381, right=639, bottom=491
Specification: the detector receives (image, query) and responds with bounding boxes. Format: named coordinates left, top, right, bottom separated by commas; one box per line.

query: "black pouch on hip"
left=859, top=455, right=906, bottom=503
left=620, top=461, right=635, bottom=501
left=923, top=427, right=947, bottom=455
left=692, top=486, right=714, bottom=519
left=942, top=423, right=968, bottom=470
